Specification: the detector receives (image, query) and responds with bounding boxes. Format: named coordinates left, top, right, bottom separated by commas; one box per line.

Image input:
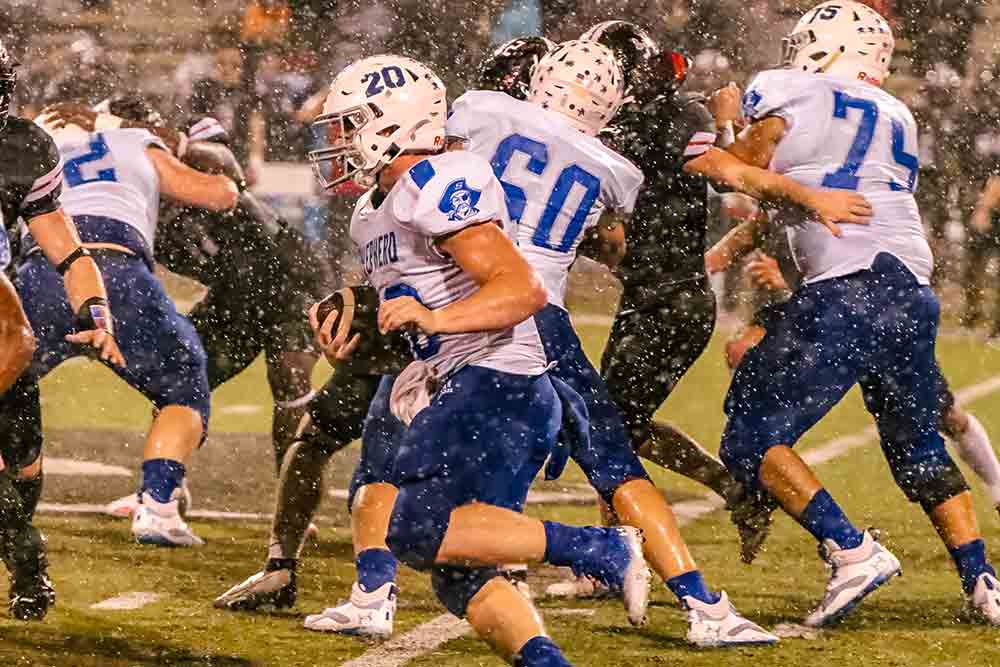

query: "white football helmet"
left=309, top=55, right=446, bottom=189
left=528, top=40, right=625, bottom=136
left=782, top=1, right=894, bottom=86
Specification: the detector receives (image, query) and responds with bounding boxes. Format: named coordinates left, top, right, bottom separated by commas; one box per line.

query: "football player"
left=442, top=39, right=778, bottom=647
left=14, top=100, right=238, bottom=552
left=213, top=36, right=558, bottom=630
left=0, top=40, right=127, bottom=620
left=711, top=217, right=1000, bottom=525
left=40, top=97, right=324, bottom=515
left=713, top=0, right=1000, bottom=627
left=296, top=54, right=654, bottom=667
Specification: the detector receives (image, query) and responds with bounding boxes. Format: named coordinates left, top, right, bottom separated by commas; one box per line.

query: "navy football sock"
left=666, top=570, right=720, bottom=605
left=798, top=489, right=864, bottom=550
left=950, top=539, right=996, bottom=594
left=356, top=548, right=398, bottom=593
left=542, top=522, right=606, bottom=569
left=514, top=636, right=573, bottom=667
left=141, top=459, right=186, bottom=504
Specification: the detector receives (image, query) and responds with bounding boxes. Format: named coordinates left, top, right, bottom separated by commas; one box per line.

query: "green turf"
left=10, top=324, right=1000, bottom=665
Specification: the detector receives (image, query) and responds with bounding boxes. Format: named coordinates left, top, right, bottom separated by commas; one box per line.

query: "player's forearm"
left=27, top=210, right=110, bottom=311
left=62, top=257, right=110, bottom=312
left=706, top=219, right=763, bottom=273
left=433, top=268, right=547, bottom=334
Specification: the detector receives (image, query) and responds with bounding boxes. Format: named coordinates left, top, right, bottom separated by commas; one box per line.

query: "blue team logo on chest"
left=439, top=178, right=481, bottom=222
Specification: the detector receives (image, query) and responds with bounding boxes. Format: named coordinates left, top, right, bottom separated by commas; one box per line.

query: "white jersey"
left=52, top=129, right=165, bottom=253
left=349, top=150, right=547, bottom=378
left=743, top=69, right=932, bottom=285
left=447, top=90, right=643, bottom=308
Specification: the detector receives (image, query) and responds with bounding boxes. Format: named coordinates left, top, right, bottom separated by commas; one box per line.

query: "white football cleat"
left=132, top=492, right=204, bottom=547
left=803, top=530, right=900, bottom=628
left=214, top=568, right=297, bottom=611
left=962, top=572, right=1000, bottom=626
left=684, top=591, right=779, bottom=647
left=545, top=575, right=614, bottom=600
left=106, top=481, right=191, bottom=519
left=303, top=581, right=397, bottom=638
left=574, top=527, right=651, bottom=626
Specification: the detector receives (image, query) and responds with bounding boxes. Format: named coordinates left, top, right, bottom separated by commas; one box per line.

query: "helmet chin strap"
left=816, top=49, right=843, bottom=74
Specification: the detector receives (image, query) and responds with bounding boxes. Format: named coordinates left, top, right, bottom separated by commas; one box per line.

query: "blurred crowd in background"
left=5, top=0, right=1000, bottom=333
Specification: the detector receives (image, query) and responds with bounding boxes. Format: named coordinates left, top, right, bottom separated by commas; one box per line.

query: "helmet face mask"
left=309, top=55, right=446, bottom=190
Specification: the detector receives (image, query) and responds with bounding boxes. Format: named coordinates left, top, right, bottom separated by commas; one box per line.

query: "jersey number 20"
left=64, top=134, right=118, bottom=187
left=491, top=134, right=600, bottom=253
left=822, top=91, right=918, bottom=193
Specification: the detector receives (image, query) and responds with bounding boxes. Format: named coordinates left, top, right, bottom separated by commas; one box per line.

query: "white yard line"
left=339, top=372, right=1000, bottom=666
left=44, top=457, right=132, bottom=477
left=90, top=592, right=163, bottom=610
left=340, top=614, right=472, bottom=667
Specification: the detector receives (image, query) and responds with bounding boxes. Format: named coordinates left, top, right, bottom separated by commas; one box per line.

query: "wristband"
left=75, top=297, right=114, bottom=336
left=718, top=121, right=736, bottom=148
left=56, top=246, right=91, bottom=275
left=175, top=131, right=189, bottom=159
left=94, top=113, right=123, bottom=130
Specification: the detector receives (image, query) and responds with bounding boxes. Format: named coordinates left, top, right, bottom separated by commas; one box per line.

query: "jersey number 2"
left=822, top=91, right=918, bottom=193
left=491, top=134, right=600, bottom=253
left=64, top=134, right=118, bottom=187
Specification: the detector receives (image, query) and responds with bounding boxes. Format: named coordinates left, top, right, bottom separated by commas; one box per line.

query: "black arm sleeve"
left=18, top=122, right=64, bottom=221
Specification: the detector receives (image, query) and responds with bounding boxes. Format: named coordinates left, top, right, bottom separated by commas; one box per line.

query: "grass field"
left=5, top=316, right=1000, bottom=666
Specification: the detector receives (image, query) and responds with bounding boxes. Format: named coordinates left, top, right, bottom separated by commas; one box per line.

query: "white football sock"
left=951, top=414, right=1000, bottom=506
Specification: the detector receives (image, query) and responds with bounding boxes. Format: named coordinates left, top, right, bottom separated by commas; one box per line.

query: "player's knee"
left=431, top=566, right=498, bottom=618
left=294, top=415, right=350, bottom=459
left=893, top=452, right=970, bottom=512
left=267, top=353, right=315, bottom=404
left=719, top=425, right=773, bottom=491
left=385, top=487, right=452, bottom=571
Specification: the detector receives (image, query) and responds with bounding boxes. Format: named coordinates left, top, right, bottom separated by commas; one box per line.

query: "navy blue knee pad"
left=385, top=478, right=455, bottom=571
left=0, top=374, right=43, bottom=473
left=431, top=566, right=499, bottom=618
left=890, top=450, right=970, bottom=512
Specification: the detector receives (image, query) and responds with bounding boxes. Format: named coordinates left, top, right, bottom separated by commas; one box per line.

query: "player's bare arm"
left=146, top=147, right=238, bottom=212
left=705, top=215, right=768, bottom=275
left=378, top=222, right=547, bottom=336
left=26, top=208, right=125, bottom=366
left=686, top=117, right=872, bottom=236
left=42, top=102, right=184, bottom=154
left=578, top=212, right=627, bottom=269
left=971, top=175, right=1000, bottom=233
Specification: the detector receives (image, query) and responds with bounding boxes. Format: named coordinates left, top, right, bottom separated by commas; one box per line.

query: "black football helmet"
left=100, top=93, right=164, bottom=126
left=477, top=36, right=555, bottom=100
left=580, top=21, right=658, bottom=94
left=0, top=39, right=18, bottom=132
left=580, top=20, right=691, bottom=102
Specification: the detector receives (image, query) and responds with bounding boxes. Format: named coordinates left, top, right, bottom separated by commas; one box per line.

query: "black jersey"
left=0, top=117, right=63, bottom=231
left=602, top=92, right=715, bottom=297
